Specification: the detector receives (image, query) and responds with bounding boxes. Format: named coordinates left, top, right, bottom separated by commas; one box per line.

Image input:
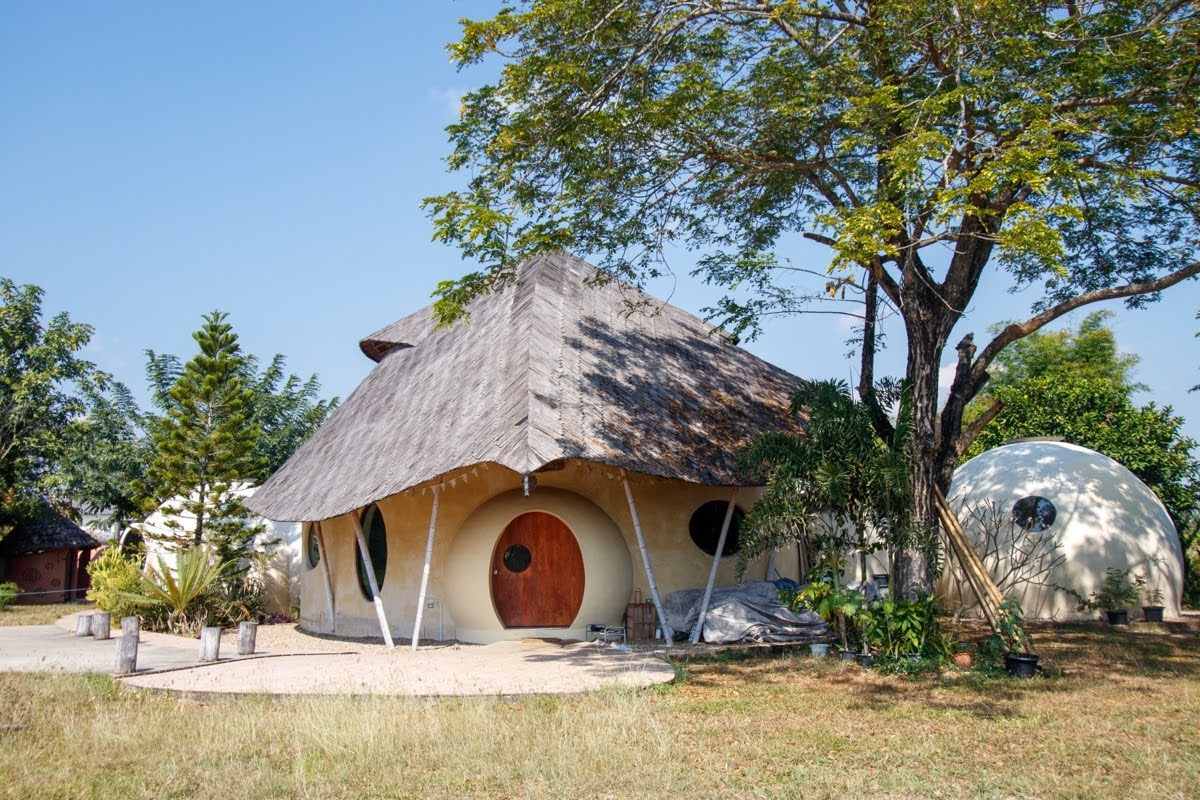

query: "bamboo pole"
left=621, top=474, right=673, bottom=645
left=314, top=521, right=336, bottom=633
left=690, top=489, right=739, bottom=644
left=351, top=511, right=394, bottom=649
left=934, top=487, right=1002, bottom=629
left=411, top=485, right=442, bottom=653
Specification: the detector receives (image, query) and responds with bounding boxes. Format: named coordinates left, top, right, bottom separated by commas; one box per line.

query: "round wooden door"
left=491, top=511, right=585, bottom=628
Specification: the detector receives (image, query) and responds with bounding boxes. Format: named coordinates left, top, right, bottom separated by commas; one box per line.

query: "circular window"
left=356, top=504, right=388, bottom=600
left=502, top=544, right=532, bottom=573
left=306, top=524, right=321, bottom=569
left=689, top=500, right=744, bottom=557
left=1012, top=496, right=1056, bottom=532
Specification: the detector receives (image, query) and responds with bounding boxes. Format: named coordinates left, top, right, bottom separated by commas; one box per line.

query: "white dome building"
left=940, top=439, right=1185, bottom=620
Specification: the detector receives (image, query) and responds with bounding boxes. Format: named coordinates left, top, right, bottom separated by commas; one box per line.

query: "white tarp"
left=663, top=581, right=830, bottom=644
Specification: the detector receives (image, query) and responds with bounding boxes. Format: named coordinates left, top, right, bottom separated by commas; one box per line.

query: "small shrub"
left=86, top=547, right=144, bottom=619
left=121, top=546, right=228, bottom=637
left=863, top=595, right=955, bottom=662
left=0, top=581, right=19, bottom=610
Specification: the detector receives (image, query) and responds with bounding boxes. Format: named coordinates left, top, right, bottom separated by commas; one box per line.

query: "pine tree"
left=140, top=312, right=265, bottom=576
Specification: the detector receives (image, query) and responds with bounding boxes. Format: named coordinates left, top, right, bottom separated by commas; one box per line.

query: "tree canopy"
left=425, top=1, right=1200, bottom=593
left=0, top=278, right=97, bottom=529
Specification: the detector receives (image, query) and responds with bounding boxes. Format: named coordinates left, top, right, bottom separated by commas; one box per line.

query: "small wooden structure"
left=0, top=505, right=100, bottom=603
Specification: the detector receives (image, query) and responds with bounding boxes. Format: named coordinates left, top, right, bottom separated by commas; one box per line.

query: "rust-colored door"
left=491, top=512, right=585, bottom=628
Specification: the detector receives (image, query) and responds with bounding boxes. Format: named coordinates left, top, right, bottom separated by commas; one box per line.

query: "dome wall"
left=941, top=440, right=1184, bottom=620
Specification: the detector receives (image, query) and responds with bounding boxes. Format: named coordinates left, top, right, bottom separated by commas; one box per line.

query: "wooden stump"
left=114, top=633, right=138, bottom=675
left=237, top=621, right=258, bottom=655
left=120, top=616, right=140, bottom=643
left=198, top=626, right=222, bottom=662
left=92, top=612, right=111, bottom=641
left=74, top=614, right=93, bottom=637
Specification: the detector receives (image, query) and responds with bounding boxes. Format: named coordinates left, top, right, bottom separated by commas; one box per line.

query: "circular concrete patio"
left=118, top=639, right=676, bottom=697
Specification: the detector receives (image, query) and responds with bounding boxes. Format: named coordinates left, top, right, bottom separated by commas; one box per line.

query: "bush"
left=864, top=596, right=955, bottom=663
left=86, top=547, right=144, bottom=620
left=0, top=581, right=19, bottom=610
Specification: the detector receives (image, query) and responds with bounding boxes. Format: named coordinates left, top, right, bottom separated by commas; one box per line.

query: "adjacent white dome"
left=942, top=439, right=1184, bottom=620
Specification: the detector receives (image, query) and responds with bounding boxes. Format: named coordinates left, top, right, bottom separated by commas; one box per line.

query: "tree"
left=140, top=312, right=265, bottom=572
left=0, top=278, right=96, bottom=530
left=51, top=378, right=151, bottom=527
left=146, top=351, right=338, bottom=479
left=423, top=1, right=1200, bottom=595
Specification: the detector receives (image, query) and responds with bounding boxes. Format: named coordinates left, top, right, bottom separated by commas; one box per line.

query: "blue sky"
left=3, top=2, right=1198, bottom=439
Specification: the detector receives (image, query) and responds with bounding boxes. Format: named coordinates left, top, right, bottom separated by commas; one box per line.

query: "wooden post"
left=121, top=615, right=140, bottom=643
left=411, top=485, right=442, bottom=653
left=199, top=626, right=221, bottom=662
left=74, top=614, right=93, bottom=637
left=114, top=632, right=138, bottom=675
left=237, top=621, right=257, bottom=655
left=351, top=511, right=394, bottom=648
left=92, top=612, right=111, bottom=641
left=690, top=489, right=739, bottom=644
left=314, top=521, right=336, bottom=633
left=621, top=474, right=673, bottom=645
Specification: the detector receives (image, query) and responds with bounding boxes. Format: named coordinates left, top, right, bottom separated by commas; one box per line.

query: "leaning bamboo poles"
left=934, top=486, right=1002, bottom=630
left=351, top=511, right=395, bottom=649
left=410, top=485, right=442, bottom=653
left=622, top=473, right=673, bottom=645
left=690, top=489, right=739, bottom=644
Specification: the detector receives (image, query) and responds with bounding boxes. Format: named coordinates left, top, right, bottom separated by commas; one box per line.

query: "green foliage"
left=85, top=546, right=145, bottom=620
left=1181, top=513, right=1200, bottom=608
left=139, top=312, right=266, bottom=575
left=966, top=314, right=1199, bottom=528
left=0, top=581, right=18, bottom=610
left=784, top=578, right=867, bottom=652
left=0, top=278, right=97, bottom=527
left=993, top=597, right=1032, bottom=655
left=738, top=379, right=912, bottom=573
left=121, top=547, right=227, bottom=636
left=1069, top=568, right=1147, bottom=614
left=863, top=596, right=955, bottom=662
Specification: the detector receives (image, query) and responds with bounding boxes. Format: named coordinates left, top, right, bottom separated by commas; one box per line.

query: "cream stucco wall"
left=298, top=459, right=796, bottom=643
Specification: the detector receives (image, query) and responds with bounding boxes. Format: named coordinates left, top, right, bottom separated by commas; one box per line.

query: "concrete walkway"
left=0, top=610, right=675, bottom=696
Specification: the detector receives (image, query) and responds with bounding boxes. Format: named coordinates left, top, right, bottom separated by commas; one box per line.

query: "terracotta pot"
left=952, top=652, right=974, bottom=669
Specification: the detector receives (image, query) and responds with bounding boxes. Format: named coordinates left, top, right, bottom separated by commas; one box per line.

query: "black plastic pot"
left=1142, top=606, right=1164, bottom=623
left=1106, top=609, right=1130, bottom=625
left=838, top=650, right=857, bottom=662
left=856, top=653, right=874, bottom=667
left=1004, top=652, right=1040, bottom=678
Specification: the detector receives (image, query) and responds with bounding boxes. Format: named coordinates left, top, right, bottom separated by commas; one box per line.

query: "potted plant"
left=994, top=597, right=1039, bottom=678
left=1142, top=586, right=1165, bottom=623
left=1074, top=567, right=1146, bottom=625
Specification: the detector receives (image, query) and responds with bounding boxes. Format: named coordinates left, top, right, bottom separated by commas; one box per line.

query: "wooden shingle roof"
left=247, top=251, right=805, bottom=522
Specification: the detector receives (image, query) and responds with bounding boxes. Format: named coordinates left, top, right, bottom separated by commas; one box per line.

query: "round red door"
left=491, top=512, right=585, bottom=628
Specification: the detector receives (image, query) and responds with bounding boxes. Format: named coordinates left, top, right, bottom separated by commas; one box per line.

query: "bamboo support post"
left=237, top=621, right=257, bottom=655
left=74, top=614, right=93, bottom=637
left=934, top=487, right=1002, bottom=629
left=114, top=632, right=138, bottom=675
left=91, top=612, right=111, bottom=640
left=314, top=521, right=336, bottom=633
left=411, top=485, right=442, bottom=653
left=690, top=489, right=739, bottom=644
left=121, top=615, right=140, bottom=643
left=199, top=626, right=222, bottom=662
left=351, top=511, right=394, bottom=648
left=622, top=474, right=673, bottom=645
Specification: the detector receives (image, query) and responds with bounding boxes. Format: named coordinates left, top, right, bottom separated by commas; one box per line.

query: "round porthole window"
left=1012, top=496, right=1056, bottom=532
left=503, top=544, right=532, bottom=573
left=306, top=524, right=321, bottom=569
left=689, top=500, right=744, bottom=557
left=356, top=504, right=388, bottom=600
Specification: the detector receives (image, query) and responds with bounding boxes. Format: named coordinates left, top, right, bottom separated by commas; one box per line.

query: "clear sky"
left=3, top=2, right=1198, bottom=439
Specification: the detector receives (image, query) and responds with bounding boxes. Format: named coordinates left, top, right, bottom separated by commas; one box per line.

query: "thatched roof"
left=0, top=506, right=101, bottom=556
left=248, top=251, right=805, bottom=522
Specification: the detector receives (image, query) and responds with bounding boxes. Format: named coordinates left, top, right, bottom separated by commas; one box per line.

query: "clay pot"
left=952, top=652, right=974, bottom=669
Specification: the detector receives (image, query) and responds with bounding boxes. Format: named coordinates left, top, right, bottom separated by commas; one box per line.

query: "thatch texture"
left=0, top=506, right=101, bottom=556
left=248, top=251, right=804, bottom=522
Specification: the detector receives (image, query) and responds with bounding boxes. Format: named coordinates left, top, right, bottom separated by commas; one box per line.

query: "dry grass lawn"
left=0, top=625, right=1197, bottom=799
left=0, top=602, right=87, bottom=627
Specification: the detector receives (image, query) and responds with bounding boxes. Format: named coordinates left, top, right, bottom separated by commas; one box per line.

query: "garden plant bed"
left=1, top=624, right=1197, bottom=799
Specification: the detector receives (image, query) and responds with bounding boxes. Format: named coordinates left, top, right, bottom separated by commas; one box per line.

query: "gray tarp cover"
left=663, top=581, right=831, bottom=644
